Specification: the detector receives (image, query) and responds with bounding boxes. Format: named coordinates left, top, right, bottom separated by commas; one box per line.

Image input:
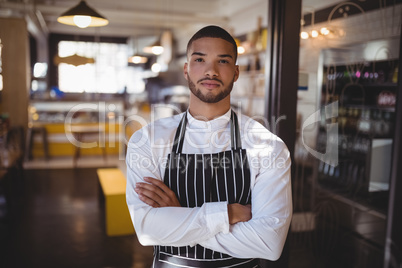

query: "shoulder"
left=237, top=112, right=272, bottom=139
left=128, top=112, right=184, bottom=148
left=237, top=112, right=267, bottom=133
left=237, top=112, right=288, bottom=153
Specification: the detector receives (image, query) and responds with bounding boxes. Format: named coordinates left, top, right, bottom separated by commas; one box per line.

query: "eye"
left=219, top=59, right=229, bottom=64
left=194, top=58, right=204, bottom=62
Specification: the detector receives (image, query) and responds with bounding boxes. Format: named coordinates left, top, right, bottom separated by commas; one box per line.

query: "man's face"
left=184, top=37, right=239, bottom=104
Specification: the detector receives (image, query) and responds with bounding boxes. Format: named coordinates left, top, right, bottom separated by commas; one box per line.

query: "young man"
left=126, top=25, right=292, bottom=267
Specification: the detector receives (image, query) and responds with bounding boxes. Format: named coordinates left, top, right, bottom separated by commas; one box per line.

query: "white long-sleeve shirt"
left=126, top=109, right=292, bottom=261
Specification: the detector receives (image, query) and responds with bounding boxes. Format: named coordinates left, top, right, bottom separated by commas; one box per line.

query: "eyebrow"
left=191, top=52, right=233, bottom=59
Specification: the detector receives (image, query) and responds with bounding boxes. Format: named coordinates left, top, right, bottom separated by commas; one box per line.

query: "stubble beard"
left=187, top=74, right=235, bottom=104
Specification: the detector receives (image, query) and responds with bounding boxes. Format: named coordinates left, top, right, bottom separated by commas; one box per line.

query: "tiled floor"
left=0, top=159, right=388, bottom=268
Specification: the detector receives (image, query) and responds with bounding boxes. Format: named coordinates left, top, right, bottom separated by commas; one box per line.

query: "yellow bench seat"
left=97, top=168, right=134, bottom=236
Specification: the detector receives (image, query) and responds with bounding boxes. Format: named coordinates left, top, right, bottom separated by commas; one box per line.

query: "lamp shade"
left=143, top=40, right=164, bottom=55
left=128, top=54, right=148, bottom=64
left=54, top=54, right=95, bottom=66
left=57, top=1, right=109, bottom=28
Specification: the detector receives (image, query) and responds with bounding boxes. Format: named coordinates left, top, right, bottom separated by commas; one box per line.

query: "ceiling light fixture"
left=300, top=31, right=309, bottom=39
left=53, top=54, right=95, bottom=66
left=128, top=37, right=149, bottom=64
left=311, top=30, right=319, bottom=38
left=128, top=54, right=148, bottom=64
left=143, top=39, right=164, bottom=55
left=320, top=27, right=330, bottom=35
left=57, top=1, right=109, bottom=28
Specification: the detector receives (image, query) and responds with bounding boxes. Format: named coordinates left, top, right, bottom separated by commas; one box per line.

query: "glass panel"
left=292, top=2, right=401, bottom=267
left=318, top=43, right=398, bottom=211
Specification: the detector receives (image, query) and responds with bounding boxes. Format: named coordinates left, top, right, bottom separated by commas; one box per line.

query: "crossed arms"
left=125, top=137, right=292, bottom=261
left=136, top=177, right=252, bottom=224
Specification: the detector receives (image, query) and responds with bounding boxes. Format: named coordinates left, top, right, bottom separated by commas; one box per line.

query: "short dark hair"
left=186, top=25, right=238, bottom=61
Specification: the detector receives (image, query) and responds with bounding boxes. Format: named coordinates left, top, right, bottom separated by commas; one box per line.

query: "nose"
left=204, top=62, right=218, bottom=77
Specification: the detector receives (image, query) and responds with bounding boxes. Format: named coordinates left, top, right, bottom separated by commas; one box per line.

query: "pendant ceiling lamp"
left=128, top=37, right=148, bottom=64
left=128, top=54, right=148, bottom=64
left=57, top=1, right=109, bottom=28
left=53, top=54, right=95, bottom=66
left=143, top=39, right=164, bottom=55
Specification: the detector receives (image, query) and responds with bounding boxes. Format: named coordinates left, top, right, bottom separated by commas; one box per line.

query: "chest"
left=163, top=149, right=251, bottom=207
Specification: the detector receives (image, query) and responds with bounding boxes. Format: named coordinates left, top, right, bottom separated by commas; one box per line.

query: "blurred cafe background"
left=0, top=0, right=401, bottom=267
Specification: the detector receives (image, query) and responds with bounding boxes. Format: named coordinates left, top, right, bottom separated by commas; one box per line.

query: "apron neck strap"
left=172, top=110, right=242, bottom=154
left=230, top=110, right=242, bottom=151
left=172, top=111, right=188, bottom=154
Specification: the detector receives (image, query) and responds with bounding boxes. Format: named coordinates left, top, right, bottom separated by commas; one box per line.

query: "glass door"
left=292, top=2, right=401, bottom=267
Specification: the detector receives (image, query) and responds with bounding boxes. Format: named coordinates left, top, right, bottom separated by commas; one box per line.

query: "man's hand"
left=228, top=203, right=252, bottom=224
left=135, top=177, right=181, bottom=208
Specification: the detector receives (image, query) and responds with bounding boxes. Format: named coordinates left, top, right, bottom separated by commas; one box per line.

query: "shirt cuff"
left=205, top=201, right=230, bottom=235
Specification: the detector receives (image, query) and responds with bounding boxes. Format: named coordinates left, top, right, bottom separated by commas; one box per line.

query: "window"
left=58, top=41, right=143, bottom=94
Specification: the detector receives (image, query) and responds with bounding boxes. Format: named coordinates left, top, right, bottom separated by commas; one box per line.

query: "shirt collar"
left=186, top=108, right=231, bottom=130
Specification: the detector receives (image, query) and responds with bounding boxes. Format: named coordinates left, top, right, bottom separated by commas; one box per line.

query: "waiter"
left=126, top=25, right=292, bottom=267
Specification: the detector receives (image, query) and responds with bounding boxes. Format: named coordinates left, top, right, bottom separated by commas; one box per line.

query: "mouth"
left=199, top=79, right=222, bottom=89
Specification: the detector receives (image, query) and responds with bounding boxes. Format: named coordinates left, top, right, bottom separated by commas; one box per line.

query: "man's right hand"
left=228, top=203, right=251, bottom=224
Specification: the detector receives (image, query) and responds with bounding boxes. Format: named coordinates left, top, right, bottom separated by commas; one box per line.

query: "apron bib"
left=153, top=110, right=259, bottom=268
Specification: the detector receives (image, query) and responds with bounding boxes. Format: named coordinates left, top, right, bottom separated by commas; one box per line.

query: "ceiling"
left=0, top=0, right=343, bottom=39
left=0, top=0, right=259, bottom=38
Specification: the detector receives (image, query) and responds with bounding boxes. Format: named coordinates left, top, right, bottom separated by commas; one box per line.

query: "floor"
left=0, top=156, right=388, bottom=268
left=0, top=165, right=153, bottom=268
left=22, top=155, right=126, bottom=170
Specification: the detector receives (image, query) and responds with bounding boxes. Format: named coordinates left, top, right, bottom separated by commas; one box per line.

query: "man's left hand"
left=135, top=177, right=181, bottom=208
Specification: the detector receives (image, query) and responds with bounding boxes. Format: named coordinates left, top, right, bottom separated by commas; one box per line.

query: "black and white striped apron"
left=153, top=110, right=259, bottom=268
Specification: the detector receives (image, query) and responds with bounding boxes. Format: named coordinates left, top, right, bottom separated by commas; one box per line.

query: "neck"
left=188, top=94, right=231, bottom=121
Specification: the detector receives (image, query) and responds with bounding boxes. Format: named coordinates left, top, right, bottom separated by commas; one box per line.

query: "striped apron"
left=153, top=110, right=259, bottom=268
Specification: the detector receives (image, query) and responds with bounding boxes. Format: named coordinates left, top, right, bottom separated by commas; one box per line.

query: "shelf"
left=339, top=104, right=395, bottom=111
left=363, top=83, right=398, bottom=87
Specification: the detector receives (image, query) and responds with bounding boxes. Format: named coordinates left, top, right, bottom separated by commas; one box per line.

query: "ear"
left=183, top=62, right=189, bottom=81
left=234, top=65, right=240, bottom=82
